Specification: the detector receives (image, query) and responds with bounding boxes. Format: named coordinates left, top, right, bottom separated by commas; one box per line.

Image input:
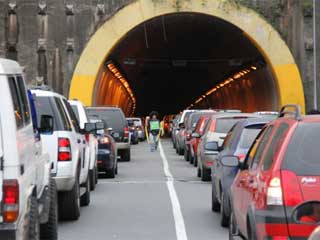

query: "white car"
left=32, top=89, right=93, bottom=220
left=0, top=58, right=57, bottom=239
left=69, top=99, right=98, bottom=191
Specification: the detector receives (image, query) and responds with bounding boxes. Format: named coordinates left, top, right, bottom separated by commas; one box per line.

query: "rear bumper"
left=54, top=176, right=75, bottom=191
left=116, top=142, right=130, bottom=150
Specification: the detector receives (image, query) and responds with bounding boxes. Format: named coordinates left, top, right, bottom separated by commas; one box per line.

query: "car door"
left=232, top=125, right=274, bottom=235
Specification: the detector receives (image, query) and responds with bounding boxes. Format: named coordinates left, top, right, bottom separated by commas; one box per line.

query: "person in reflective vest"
left=146, top=111, right=163, bottom=152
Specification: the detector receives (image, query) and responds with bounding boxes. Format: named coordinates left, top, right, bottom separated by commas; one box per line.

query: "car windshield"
left=215, top=118, right=248, bottom=133
left=282, top=122, right=320, bottom=175
left=238, top=124, right=265, bottom=149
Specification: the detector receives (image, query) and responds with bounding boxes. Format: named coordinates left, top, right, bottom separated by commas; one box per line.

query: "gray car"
left=197, top=113, right=257, bottom=181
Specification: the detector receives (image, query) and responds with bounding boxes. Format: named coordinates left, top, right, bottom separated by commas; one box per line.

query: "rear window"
left=282, top=123, right=320, bottom=175
left=35, top=96, right=71, bottom=131
left=87, top=108, right=126, bottom=130
left=188, top=114, right=202, bottom=129
left=238, top=124, right=265, bottom=149
left=71, top=105, right=80, bottom=123
left=215, top=118, right=247, bottom=133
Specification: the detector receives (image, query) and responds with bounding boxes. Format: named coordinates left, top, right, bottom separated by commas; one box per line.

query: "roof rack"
left=278, top=104, right=302, bottom=120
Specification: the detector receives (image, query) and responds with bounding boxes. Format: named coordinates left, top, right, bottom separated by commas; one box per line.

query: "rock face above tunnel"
left=0, top=0, right=318, bottom=111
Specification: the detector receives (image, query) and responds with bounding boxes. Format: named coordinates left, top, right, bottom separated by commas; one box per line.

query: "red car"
left=189, top=114, right=212, bottom=166
left=226, top=105, right=320, bottom=240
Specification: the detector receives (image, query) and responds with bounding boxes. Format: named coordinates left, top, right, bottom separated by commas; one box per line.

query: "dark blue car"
left=211, top=117, right=275, bottom=227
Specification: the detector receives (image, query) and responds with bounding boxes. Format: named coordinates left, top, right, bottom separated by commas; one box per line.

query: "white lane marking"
left=159, top=141, right=188, bottom=240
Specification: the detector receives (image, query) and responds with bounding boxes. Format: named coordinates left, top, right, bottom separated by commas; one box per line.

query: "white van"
left=0, top=58, right=57, bottom=239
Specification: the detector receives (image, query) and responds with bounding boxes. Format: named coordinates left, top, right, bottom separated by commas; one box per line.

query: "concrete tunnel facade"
left=69, top=0, right=305, bottom=116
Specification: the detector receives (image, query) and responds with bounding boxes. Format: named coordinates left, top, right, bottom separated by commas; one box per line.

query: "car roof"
left=0, top=58, right=23, bottom=75
left=238, top=117, right=274, bottom=127
left=30, top=89, right=65, bottom=98
left=210, top=112, right=258, bottom=119
left=87, top=106, right=121, bottom=110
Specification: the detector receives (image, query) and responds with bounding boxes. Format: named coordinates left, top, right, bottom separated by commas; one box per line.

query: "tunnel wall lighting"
left=186, top=64, right=260, bottom=110
left=106, top=62, right=136, bottom=115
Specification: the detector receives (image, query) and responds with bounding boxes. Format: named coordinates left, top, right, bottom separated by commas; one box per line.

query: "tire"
left=211, top=183, right=220, bottom=212
left=80, top=177, right=91, bottom=207
left=95, top=166, right=98, bottom=184
left=201, top=167, right=211, bottom=181
left=184, top=148, right=189, bottom=161
left=197, top=166, right=201, bottom=178
left=58, top=179, right=80, bottom=221
left=106, top=166, right=116, bottom=178
left=40, top=180, right=58, bottom=240
left=122, top=149, right=131, bottom=161
left=115, top=163, right=118, bottom=175
left=89, top=169, right=96, bottom=191
left=189, top=152, right=194, bottom=164
left=220, top=193, right=229, bottom=227
left=178, top=147, right=184, bottom=156
left=28, top=196, right=40, bottom=240
left=247, top=217, right=258, bottom=240
left=229, top=210, right=241, bottom=240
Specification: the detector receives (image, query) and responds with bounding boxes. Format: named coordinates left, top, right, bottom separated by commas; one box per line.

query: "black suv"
left=87, top=107, right=131, bottom=161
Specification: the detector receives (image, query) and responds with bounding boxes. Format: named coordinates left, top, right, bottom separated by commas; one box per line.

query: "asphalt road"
left=59, top=139, right=228, bottom=240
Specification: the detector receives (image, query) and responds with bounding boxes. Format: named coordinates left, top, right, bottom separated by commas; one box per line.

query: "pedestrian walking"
left=145, top=111, right=163, bottom=152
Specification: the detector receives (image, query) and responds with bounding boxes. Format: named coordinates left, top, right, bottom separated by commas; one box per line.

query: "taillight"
left=3, top=180, right=19, bottom=223
left=267, top=172, right=283, bottom=206
left=85, top=134, right=90, bottom=143
left=124, top=127, right=129, bottom=138
left=58, top=138, right=71, bottom=161
left=281, top=170, right=303, bottom=206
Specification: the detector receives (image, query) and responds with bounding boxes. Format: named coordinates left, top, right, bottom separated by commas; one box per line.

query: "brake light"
left=281, top=170, right=303, bottom=206
left=209, top=120, right=216, bottom=131
left=267, top=172, right=283, bottom=206
left=58, top=138, right=72, bottom=161
left=85, top=133, right=90, bottom=143
left=3, top=180, right=19, bottom=222
left=124, top=127, right=129, bottom=138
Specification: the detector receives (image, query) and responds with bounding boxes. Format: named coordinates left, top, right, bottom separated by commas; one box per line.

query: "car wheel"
left=229, top=210, right=241, bottom=240
left=40, top=179, right=58, bottom=240
left=89, top=169, right=96, bottom=191
left=201, top=167, right=211, bottom=181
left=247, top=217, right=258, bottom=240
left=28, top=196, right=40, bottom=240
left=178, top=147, right=184, bottom=156
left=95, top=166, right=98, bottom=184
left=197, top=165, right=201, bottom=178
left=220, top=193, right=230, bottom=227
left=106, top=166, right=116, bottom=178
left=211, top=183, right=220, bottom=212
left=184, top=148, right=189, bottom=161
left=115, top=163, right=118, bottom=175
left=122, top=149, right=131, bottom=161
left=59, top=179, right=80, bottom=220
left=80, top=177, right=91, bottom=207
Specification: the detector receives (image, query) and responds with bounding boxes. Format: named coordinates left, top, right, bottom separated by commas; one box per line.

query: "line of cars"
left=172, top=107, right=320, bottom=239
left=0, top=58, right=138, bottom=239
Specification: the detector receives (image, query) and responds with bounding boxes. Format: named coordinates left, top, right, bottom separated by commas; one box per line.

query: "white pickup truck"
left=0, top=58, right=57, bottom=239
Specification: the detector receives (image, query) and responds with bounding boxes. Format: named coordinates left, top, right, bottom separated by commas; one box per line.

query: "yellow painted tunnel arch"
left=69, top=0, right=305, bottom=113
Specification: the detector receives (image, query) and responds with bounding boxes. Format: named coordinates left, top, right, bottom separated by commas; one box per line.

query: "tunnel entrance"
left=69, top=0, right=305, bottom=116
left=95, top=13, right=278, bottom=116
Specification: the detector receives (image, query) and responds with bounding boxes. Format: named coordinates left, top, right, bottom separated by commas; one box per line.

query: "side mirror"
left=39, top=115, right=54, bottom=135
left=220, top=156, right=239, bottom=167
left=95, top=122, right=105, bottom=130
left=191, top=132, right=200, bottom=138
left=179, top=123, right=185, bottom=129
left=84, top=122, right=96, bottom=133
left=292, top=201, right=320, bottom=225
